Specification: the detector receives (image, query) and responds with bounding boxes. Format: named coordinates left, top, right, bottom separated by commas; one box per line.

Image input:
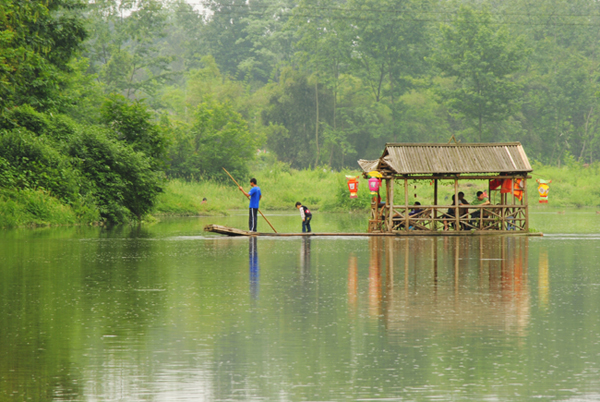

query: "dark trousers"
left=249, top=208, right=258, bottom=232
left=302, top=216, right=312, bottom=233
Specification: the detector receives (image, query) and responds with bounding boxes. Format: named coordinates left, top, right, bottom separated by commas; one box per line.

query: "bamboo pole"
left=222, top=168, right=278, bottom=233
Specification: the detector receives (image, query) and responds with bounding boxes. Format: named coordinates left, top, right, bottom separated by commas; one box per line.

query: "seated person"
left=458, top=191, right=470, bottom=218
left=470, top=191, right=490, bottom=222
left=441, top=195, right=458, bottom=230
left=409, top=201, right=422, bottom=217
left=399, top=201, right=423, bottom=229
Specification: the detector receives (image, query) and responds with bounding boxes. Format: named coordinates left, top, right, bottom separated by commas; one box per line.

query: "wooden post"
left=524, top=177, right=529, bottom=232
left=384, top=178, right=390, bottom=231
left=388, top=178, right=394, bottom=232
left=404, top=177, right=409, bottom=231
left=511, top=176, right=516, bottom=231
left=434, top=179, right=438, bottom=230
left=488, top=179, right=492, bottom=230
left=501, top=192, right=506, bottom=230
left=454, top=178, right=459, bottom=230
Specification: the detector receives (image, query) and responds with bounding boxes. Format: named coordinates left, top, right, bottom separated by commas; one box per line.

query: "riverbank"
left=2, top=163, right=598, bottom=228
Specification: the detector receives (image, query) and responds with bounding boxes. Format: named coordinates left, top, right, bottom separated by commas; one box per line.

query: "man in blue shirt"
left=240, top=178, right=262, bottom=232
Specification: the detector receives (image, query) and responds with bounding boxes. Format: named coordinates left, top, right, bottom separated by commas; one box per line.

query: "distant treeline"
left=2, top=0, right=600, bottom=225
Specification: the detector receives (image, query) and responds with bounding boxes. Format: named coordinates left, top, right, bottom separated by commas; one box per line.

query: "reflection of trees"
left=0, top=237, right=88, bottom=400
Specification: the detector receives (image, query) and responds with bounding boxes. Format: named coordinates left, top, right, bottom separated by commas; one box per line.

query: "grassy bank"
left=155, top=162, right=600, bottom=216
left=153, top=167, right=347, bottom=215
left=0, top=188, right=99, bottom=228
left=2, top=162, right=598, bottom=228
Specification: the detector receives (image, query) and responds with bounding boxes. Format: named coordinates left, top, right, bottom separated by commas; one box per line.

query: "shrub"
left=0, top=128, right=81, bottom=202
left=100, top=95, right=169, bottom=167
left=0, top=104, right=51, bottom=134
left=68, top=127, right=163, bottom=223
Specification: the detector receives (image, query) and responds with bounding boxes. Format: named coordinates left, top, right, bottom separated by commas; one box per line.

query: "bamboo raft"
left=204, top=224, right=542, bottom=237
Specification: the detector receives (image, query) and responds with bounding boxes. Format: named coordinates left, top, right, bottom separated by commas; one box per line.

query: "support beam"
left=404, top=178, right=409, bottom=231
left=524, top=178, right=529, bottom=232
left=388, top=178, right=394, bottom=232
left=434, top=179, right=438, bottom=230
left=454, top=178, right=459, bottom=231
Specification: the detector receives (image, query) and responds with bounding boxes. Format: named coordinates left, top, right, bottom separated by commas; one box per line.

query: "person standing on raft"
left=295, top=202, right=312, bottom=233
left=240, top=178, right=262, bottom=232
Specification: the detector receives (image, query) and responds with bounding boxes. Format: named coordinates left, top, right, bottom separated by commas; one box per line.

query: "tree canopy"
left=5, top=0, right=600, bottom=224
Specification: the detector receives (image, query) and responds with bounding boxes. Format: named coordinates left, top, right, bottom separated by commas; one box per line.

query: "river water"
left=1, top=210, right=600, bottom=401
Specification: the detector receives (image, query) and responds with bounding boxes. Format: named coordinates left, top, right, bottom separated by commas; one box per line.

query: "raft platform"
left=203, top=224, right=543, bottom=237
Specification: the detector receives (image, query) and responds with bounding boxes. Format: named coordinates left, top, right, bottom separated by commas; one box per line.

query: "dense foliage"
left=4, top=0, right=600, bottom=226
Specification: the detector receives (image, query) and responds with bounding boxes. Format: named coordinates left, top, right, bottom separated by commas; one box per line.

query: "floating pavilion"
left=359, top=142, right=534, bottom=235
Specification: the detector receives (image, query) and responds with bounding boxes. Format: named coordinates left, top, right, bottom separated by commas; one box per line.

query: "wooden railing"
left=369, top=203, right=528, bottom=233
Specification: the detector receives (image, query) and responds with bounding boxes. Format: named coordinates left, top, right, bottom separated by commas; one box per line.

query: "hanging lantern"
left=368, top=177, right=381, bottom=195
left=537, top=179, right=552, bottom=203
left=346, top=176, right=359, bottom=198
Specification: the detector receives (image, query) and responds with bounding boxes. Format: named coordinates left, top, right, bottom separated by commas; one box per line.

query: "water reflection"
left=300, top=237, right=311, bottom=282
left=368, top=237, right=382, bottom=318
left=354, top=237, right=533, bottom=336
left=348, top=253, right=358, bottom=314
left=249, top=237, right=259, bottom=299
left=538, top=247, right=549, bottom=310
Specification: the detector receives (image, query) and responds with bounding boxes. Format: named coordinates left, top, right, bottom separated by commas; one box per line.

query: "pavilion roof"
left=359, top=142, right=532, bottom=175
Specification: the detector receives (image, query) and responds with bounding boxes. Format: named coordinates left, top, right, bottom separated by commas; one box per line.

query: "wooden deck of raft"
left=203, top=224, right=542, bottom=237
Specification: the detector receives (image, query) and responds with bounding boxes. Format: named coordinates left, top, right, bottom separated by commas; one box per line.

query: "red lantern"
left=347, top=178, right=359, bottom=198
left=368, top=177, right=381, bottom=195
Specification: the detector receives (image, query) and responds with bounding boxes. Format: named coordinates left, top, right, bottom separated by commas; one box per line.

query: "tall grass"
left=155, top=161, right=600, bottom=217
left=154, top=167, right=345, bottom=215
left=0, top=188, right=98, bottom=228
left=528, top=160, right=600, bottom=207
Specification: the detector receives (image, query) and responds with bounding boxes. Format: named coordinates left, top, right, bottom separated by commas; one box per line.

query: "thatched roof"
left=357, top=159, right=379, bottom=173
left=359, top=142, right=532, bottom=175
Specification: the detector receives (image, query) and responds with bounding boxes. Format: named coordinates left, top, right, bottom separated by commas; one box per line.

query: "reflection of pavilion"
left=351, top=237, right=532, bottom=336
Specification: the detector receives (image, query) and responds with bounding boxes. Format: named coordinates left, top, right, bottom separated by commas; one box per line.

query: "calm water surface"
left=1, top=211, right=600, bottom=401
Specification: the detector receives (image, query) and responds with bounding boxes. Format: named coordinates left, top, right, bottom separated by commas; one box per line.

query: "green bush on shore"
left=0, top=188, right=98, bottom=228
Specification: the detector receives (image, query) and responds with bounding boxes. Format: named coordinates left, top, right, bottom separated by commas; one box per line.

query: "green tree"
left=199, top=0, right=254, bottom=80
left=290, top=0, right=350, bottom=167
left=261, top=69, right=333, bottom=169
left=167, top=100, right=256, bottom=180
left=85, top=0, right=174, bottom=99
left=68, top=127, right=163, bottom=222
left=0, top=0, right=87, bottom=111
left=100, top=95, right=169, bottom=167
left=431, top=5, right=527, bottom=142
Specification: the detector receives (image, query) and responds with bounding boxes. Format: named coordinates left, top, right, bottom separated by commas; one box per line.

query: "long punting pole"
left=222, top=168, right=278, bottom=233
